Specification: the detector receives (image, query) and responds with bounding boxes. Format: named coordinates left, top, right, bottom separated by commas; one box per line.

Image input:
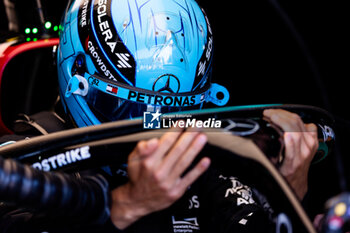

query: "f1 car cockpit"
left=0, top=0, right=349, bottom=233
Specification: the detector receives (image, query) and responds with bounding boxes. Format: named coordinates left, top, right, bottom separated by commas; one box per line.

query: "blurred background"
left=0, top=0, right=349, bottom=218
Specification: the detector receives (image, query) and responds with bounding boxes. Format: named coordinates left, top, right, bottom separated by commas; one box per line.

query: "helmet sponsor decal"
left=106, top=84, right=119, bottom=94
left=91, top=0, right=136, bottom=84
left=78, top=0, right=92, bottom=44
left=86, top=73, right=210, bottom=107
left=79, top=0, right=89, bottom=28
left=78, top=0, right=117, bottom=82
left=192, top=8, right=213, bottom=91
left=127, top=90, right=196, bottom=107
left=153, top=74, right=181, bottom=94
left=78, top=0, right=136, bottom=85
left=87, top=40, right=117, bottom=81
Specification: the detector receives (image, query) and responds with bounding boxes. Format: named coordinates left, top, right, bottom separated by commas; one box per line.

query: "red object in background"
left=0, top=38, right=59, bottom=135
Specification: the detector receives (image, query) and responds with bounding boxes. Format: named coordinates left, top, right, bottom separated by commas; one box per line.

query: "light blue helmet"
left=57, top=0, right=230, bottom=127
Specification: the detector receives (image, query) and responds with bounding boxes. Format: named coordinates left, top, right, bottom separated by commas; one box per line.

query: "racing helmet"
left=57, top=0, right=230, bottom=127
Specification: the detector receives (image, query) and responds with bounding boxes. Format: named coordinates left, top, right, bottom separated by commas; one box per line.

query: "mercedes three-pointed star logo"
left=152, top=74, right=181, bottom=93
left=222, top=118, right=260, bottom=136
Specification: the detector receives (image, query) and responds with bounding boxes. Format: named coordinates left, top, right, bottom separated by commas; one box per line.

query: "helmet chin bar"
left=65, top=72, right=230, bottom=108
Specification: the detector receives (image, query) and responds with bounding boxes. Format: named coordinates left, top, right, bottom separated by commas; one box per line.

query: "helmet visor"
left=84, top=73, right=209, bottom=121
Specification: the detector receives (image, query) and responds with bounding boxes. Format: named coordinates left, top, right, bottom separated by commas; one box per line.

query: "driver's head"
left=57, top=0, right=229, bottom=127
